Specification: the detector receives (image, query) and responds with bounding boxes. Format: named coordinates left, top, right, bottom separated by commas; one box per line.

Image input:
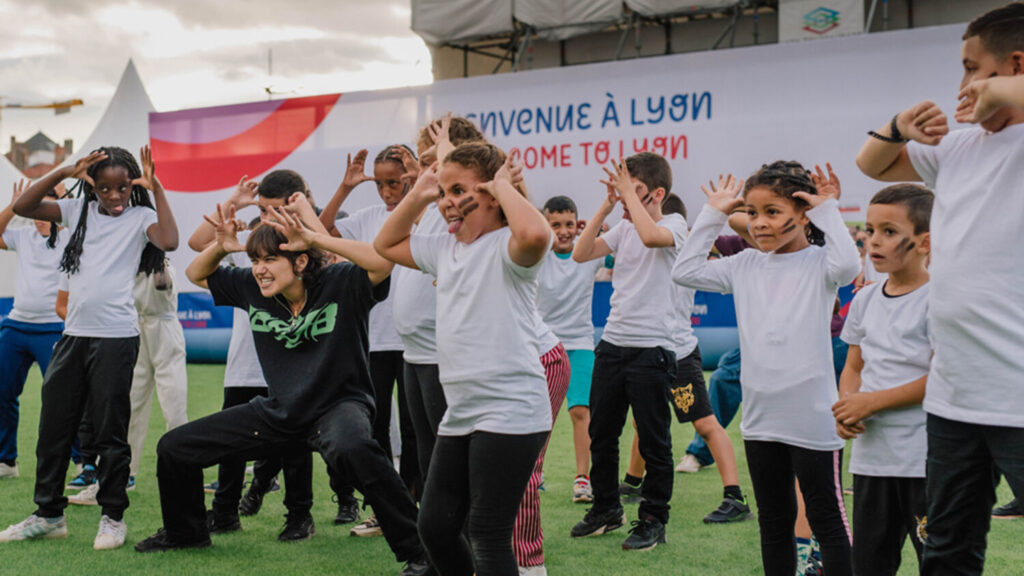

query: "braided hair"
left=43, top=188, right=60, bottom=249
left=742, top=160, right=825, bottom=246
left=60, top=146, right=165, bottom=276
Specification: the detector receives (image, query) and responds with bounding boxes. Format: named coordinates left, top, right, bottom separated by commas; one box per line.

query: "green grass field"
left=2, top=364, right=1021, bottom=575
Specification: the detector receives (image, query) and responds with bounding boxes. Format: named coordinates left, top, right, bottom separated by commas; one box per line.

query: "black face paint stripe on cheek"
left=460, top=202, right=479, bottom=217
left=780, top=218, right=796, bottom=235
left=895, top=237, right=911, bottom=253
left=457, top=197, right=474, bottom=210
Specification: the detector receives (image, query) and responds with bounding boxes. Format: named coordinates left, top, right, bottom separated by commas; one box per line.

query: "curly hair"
left=743, top=160, right=825, bottom=246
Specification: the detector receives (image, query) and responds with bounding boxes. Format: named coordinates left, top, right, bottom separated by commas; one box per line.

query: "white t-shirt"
left=58, top=198, right=158, bottom=338
left=411, top=226, right=552, bottom=436
left=534, top=309, right=560, bottom=354
left=600, top=213, right=688, bottom=350
left=392, top=206, right=446, bottom=365
left=2, top=227, right=69, bottom=324
left=335, top=204, right=403, bottom=352
left=133, top=260, right=179, bottom=321
left=536, top=252, right=602, bottom=351
left=221, top=246, right=267, bottom=388
left=908, top=125, right=1024, bottom=427
left=841, top=282, right=930, bottom=478
left=673, top=200, right=861, bottom=451
left=672, top=283, right=699, bottom=359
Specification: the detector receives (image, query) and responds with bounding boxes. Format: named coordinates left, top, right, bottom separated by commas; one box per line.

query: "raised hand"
left=266, top=205, right=316, bottom=251
left=810, top=163, right=841, bottom=201
left=229, top=175, right=259, bottom=209
left=702, top=174, right=744, bottom=215
left=131, top=145, right=159, bottom=191
left=202, top=203, right=245, bottom=253
left=477, top=153, right=521, bottom=196
left=427, top=113, right=452, bottom=149
left=67, top=150, right=108, bottom=186
left=599, top=158, right=635, bottom=200
left=10, top=179, right=29, bottom=206
left=896, top=100, right=948, bottom=146
left=342, top=150, right=374, bottom=191
left=956, top=77, right=1011, bottom=124
left=409, top=162, right=441, bottom=203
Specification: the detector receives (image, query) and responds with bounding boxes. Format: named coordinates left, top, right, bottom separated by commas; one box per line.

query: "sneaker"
left=570, top=506, right=626, bottom=538
left=803, top=554, right=824, bottom=576
left=703, top=496, right=752, bottom=524
left=278, top=513, right=315, bottom=542
left=0, top=514, right=67, bottom=541
left=0, top=462, right=18, bottom=478
left=350, top=514, right=382, bottom=537
left=135, top=528, right=211, bottom=553
left=266, top=476, right=281, bottom=493
left=66, top=464, right=98, bottom=490
left=538, top=472, right=546, bottom=492
left=674, top=453, right=708, bottom=474
left=93, top=515, right=127, bottom=550
left=206, top=510, right=241, bottom=534
left=69, top=482, right=100, bottom=506
left=126, top=476, right=136, bottom=492
left=333, top=495, right=360, bottom=525
left=993, top=498, right=1024, bottom=519
left=618, top=482, right=643, bottom=504
left=203, top=481, right=219, bottom=494
left=621, top=515, right=666, bottom=551
left=519, top=565, right=548, bottom=576
left=573, top=476, right=594, bottom=504
left=239, top=478, right=269, bottom=517
left=401, top=554, right=435, bottom=576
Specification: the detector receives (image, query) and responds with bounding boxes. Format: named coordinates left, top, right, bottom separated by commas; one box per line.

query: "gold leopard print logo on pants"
left=916, top=515, right=928, bottom=544
left=673, top=384, right=695, bottom=414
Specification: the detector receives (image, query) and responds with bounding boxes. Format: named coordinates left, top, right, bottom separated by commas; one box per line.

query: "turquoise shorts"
left=565, top=348, right=595, bottom=409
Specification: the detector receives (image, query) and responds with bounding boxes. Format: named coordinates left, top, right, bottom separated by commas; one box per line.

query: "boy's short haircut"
left=543, top=195, right=577, bottom=217
left=661, top=193, right=687, bottom=220
left=417, top=116, right=485, bottom=150
left=625, top=152, right=672, bottom=195
left=870, top=184, right=935, bottom=234
left=258, top=169, right=308, bottom=200
left=963, top=2, right=1024, bottom=58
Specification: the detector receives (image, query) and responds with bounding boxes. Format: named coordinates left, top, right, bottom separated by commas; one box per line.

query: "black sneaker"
left=239, top=477, right=277, bottom=517
left=333, top=494, right=360, bottom=525
left=135, top=528, right=212, bottom=553
left=993, top=498, right=1024, bottom=519
left=400, top=554, right=435, bottom=576
left=703, top=496, right=752, bottom=524
left=278, top=513, right=315, bottom=542
left=571, top=506, right=626, bottom=538
left=621, top=516, right=666, bottom=551
left=618, top=482, right=643, bottom=504
left=206, top=509, right=241, bottom=534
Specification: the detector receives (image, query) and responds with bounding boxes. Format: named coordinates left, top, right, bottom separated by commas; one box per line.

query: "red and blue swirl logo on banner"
left=149, top=93, right=340, bottom=192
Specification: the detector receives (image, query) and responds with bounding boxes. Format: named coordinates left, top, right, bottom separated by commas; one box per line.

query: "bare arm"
left=185, top=204, right=244, bottom=290
left=957, top=75, right=1024, bottom=123
left=0, top=180, right=29, bottom=250
left=833, top=370, right=927, bottom=427
left=136, top=147, right=179, bottom=251
left=188, top=176, right=257, bottom=252
left=374, top=164, right=439, bottom=270
left=14, top=151, right=107, bottom=222
left=572, top=187, right=616, bottom=263
left=856, top=101, right=947, bottom=182
left=482, top=155, right=550, bottom=267
left=56, top=290, right=68, bottom=320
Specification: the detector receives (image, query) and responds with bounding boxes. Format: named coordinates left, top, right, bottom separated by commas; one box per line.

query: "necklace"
left=275, top=289, right=307, bottom=330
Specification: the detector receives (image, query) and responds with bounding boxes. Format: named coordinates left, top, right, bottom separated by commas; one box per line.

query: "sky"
left=0, top=0, right=432, bottom=150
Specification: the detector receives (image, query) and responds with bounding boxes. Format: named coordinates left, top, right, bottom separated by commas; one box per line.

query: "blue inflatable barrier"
left=184, top=328, right=232, bottom=364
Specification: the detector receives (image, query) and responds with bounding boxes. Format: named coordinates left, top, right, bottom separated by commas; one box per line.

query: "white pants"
left=127, top=315, right=188, bottom=476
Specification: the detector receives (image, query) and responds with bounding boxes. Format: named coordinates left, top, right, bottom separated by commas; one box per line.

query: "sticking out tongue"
left=448, top=219, right=462, bottom=234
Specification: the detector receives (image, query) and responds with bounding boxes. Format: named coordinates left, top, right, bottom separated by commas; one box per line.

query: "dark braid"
left=743, top=160, right=826, bottom=246
left=45, top=223, right=58, bottom=249
left=60, top=147, right=165, bottom=275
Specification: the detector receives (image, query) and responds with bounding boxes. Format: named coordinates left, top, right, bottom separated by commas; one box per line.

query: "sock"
left=576, top=474, right=589, bottom=480
left=623, top=473, right=642, bottom=487
left=723, top=485, right=743, bottom=501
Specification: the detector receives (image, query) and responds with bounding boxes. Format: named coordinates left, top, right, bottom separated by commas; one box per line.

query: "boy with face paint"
left=832, top=184, right=933, bottom=576
left=856, top=4, right=1024, bottom=572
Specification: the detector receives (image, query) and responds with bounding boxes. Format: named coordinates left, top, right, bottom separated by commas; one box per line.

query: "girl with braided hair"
left=0, top=145, right=178, bottom=551
left=673, top=162, right=861, bottom=576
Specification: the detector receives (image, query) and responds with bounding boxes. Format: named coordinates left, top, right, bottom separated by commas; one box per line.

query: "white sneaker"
left=674, top=453, right=706, bottom=474
left=0, top=462, right=18, bottom=478
left=69, top=482, right=100, bottom=506
left=93, top=515, right=126, bottom=550
left=0, top=514, right=67, bottom=541
left=519, top=565, right=548, bottom=576
left=572, top=476, right=594, bottom=503
left=349, top=514, right=382, bottom=537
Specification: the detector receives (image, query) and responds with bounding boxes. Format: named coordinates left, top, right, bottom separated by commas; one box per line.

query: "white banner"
left=779, top=0, right=865, bottom=42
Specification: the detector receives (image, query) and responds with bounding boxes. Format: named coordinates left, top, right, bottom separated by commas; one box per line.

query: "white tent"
left=0, top=155, right=28, bottom=299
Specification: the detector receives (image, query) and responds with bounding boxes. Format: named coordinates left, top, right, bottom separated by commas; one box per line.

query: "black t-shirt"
left=207, top=262, right=388, bottom=433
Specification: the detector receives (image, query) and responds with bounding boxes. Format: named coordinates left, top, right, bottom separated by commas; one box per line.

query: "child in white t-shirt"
left=570, top=152, right=688, bottom=551
left=0, top=181, right=69, bottom=479
left=855, top=6, right=1024, bottom=572
left=536, top=195, right=603, bottom=504
left=833, top=184, right=933, bottom=575
left=375, top=141, right=553, bottom=575
left=673, top=162, right=861, bottom=576
left=1, top=146, right=178, bottom=551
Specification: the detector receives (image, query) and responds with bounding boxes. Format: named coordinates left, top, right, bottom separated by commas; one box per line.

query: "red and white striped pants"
left=513, top=342, right=570, bottom=567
